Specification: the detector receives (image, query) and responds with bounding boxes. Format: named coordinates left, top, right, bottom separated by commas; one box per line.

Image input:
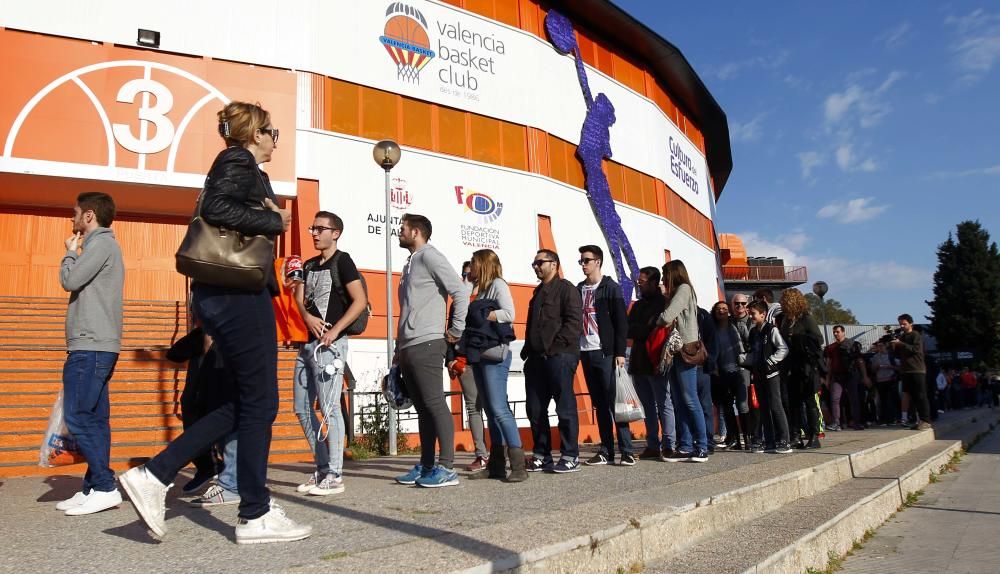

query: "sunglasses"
left=307, top=225, right=337, bottom=234
left=259, top=127, right=279, bottom=144
left=577, top=257, right=597, bottom=265
left=733, top=301, right=748, bottom=306
left=532, top=259, right=554, bottom=267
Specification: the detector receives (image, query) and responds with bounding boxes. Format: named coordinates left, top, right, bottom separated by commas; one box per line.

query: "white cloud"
left=930, top=164, right=1000, bottom=178
left=834, top=144, right=879, bottom=173
left=710, top=50, right=790, bottom=81
left=730, top=112, right=767, bottom=143
left=835, top=145, right=853, bottom=171
left=797, top=151, right=824, bottom=179
left=735, top=231, right=930, bottom=291
left=824, top=71, right=904, bottom=128
left=878, top=21, right=912, bottom=49
left=945, top=10, right=1000, bottom=82
left=816, top=197, right=889, bottom=224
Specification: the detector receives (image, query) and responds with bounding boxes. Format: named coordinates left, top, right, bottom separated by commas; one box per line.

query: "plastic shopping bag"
left=39, top=390, right=85, bottom=467
left=613, top=366, right=645, bottom=423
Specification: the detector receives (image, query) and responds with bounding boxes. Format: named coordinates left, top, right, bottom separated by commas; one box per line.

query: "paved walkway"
left=840, top=424, right=1000, bottom=574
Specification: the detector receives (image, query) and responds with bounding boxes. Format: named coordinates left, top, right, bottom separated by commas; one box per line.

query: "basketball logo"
left=379, top=2, right=436, bottom=83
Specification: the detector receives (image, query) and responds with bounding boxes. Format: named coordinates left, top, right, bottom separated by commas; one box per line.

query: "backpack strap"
left=328, top=250, right=350, bottom=307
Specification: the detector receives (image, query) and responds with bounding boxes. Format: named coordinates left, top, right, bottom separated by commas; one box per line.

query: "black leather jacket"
left=201, top=147, right=283, bottom=237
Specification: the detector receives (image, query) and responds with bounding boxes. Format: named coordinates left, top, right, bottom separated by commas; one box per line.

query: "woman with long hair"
left=710, top=301, right=749, bottom=450
left=657, top=260, right=708, bottom=462
left=120, top=102, right=311, bottom=543
left=465, top=249, right=525, bottom=482
left=779, top=289, right=824, bottom=449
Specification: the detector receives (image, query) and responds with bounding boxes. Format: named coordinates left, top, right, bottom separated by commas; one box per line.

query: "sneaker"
left=525, top=457, right=552, bottom=472
left=552, top=458, right=581, bottom=473
left=416, top=465, right=459, bottom=488
left=750, top=443, right=765, bottom=454
left=774, top=441, right=793, bottom=454
left=309, top=473, right=345, bottom=496
left=119, top=466, right=171, bottom=538
left=913, top=421, right=933, bottom=431
left=64, top=489, right=122, bottom=516
left=638, top=447, right=661, bottom=460
left=181, top=471, right=216, bottom=494
left=236, top=501, right=312, bottom=544
left=827, top=423, right=841, bottom=431
left=689, top=450, right=709, bottom=463
left=664, top=450, right=690, bottom=462
left=937, top=409, right=945, bottom=414
left=296, top=472, right=320, bottom=493
left=619, top=453, right=637, bottom=466
left=395, top=464, right=427, bottom=485
left=465, top=456, right=489, bottom=472
left=55, top=490, right=90, bottom=511
left=585, top=453, right=609, bottom=466
left=189, top=484, right=240, bottom=507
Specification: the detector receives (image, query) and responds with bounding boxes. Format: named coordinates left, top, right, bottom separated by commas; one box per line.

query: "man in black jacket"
left=576, top=245, right=633, bottom=466
left=521, top=249, right=583, bottom=474
left=892, top=314, right=932, bottom=430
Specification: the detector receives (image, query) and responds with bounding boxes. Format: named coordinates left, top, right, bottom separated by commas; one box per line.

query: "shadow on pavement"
left=37, top=474, right=83, bottom=502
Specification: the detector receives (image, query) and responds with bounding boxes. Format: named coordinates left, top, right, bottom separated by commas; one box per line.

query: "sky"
left=615, top=1, right=1000, bottom=324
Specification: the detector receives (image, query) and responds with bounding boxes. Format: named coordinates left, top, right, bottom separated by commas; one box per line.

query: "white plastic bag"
left=39, top=390, right=84, bottom=467
left=613, top=366, right=645, bottom=423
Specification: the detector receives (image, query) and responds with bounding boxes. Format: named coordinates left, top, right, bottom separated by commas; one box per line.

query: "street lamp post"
left=812, top=281, right=829, bottom=346
left=373, top=140, right=401, bottom=455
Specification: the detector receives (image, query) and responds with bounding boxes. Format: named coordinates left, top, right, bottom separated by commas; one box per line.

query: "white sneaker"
left=119, top=465, right=171, bottom=538
left=308, top=473, right=344, bottom=496
left=296, top=472, right=319, bottom=493
left=236, top=502, right=312, bottom=544
left=55, top=491, right=90, bottom=511
left=189, top=484, right=241, bottom=507
left=64, top=489, right=122, bottom=516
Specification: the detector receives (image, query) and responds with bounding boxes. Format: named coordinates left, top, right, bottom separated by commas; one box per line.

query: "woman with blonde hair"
left=779, top=288, right=824, bottom=449
left=120, top=102, right=312, bottom=543
left=657, top=260, right=708, bottom=462
left=463, top=249, right=524, bottom=481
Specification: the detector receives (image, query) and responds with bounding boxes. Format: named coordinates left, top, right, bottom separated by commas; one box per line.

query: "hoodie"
left=60, top=227, right=124, bottom=353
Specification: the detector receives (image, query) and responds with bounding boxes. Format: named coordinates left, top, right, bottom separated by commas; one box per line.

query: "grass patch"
left=321, top=551, right=348, bottom=560
left=807, top=529, right=878, bottom=574
left=903, top=489, right=924, bottom=508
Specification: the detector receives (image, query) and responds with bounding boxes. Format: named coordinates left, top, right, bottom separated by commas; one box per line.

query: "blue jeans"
left=632, top=374, right=675, bottom=450
left=523, top=353, right=580, bottom=461
left=697, top=367, right=714, bottom=439
left=671, top=361, right=707, bottom=453
left=294, top=338, right=348, bottom=476
left=581, top=351, right=633, bottom=458
left=471, top=350, right=521, bottom=448
left=217, top=432, right=238, bottom=493
left=62, top=350, right=119, bottom=493
left=146, top=284, right=278, bottom=520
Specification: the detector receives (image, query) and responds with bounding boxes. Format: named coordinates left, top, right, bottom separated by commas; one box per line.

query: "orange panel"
left=640, top=173, right=656, bottom=214
left=566, top=144, right=585, bottom=190
left=547, top=134, right=568, bottom=184
left=605, top=160, right=625, bottom=203
left=594, top=43, right=615, bottom=77
left=401, top=96, right=433, bottom=151
left=469, top=115, right=502, bottom=165
left=494, top=0, right=521, bottom=27
left=654, top=179, right=668, bottom=219
left=664, top=249, right=672, bottom=263
left=465, top=0, right=494, bottom=18
left=500, top=121, right=527, bottom=171
left=577, top=33, right=597, bottom=68
left=517, top=0, right=542, bottom=38
left=329, top=78, right=360, bottom=135
left=360, top=86, right=399, bottom=141
left=291, top=179, right=321, bottom=261
left=623, top=165, right=642, bottom=210
left=437, top=105, right=468, bottom=158
left=526, top=127, right=550, bottom=176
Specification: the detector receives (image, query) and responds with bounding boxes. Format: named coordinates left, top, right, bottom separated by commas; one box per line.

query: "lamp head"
left=373, top=140, right=401, bottom=171
left=812, top=281, right=829, bottom=298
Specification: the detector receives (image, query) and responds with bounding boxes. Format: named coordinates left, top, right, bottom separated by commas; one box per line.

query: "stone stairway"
left=0, top=296, right=310, bottom=477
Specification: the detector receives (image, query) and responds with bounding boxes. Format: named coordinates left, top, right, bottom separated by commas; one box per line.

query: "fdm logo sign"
left=455, top=185, right=502, bottom=250
left=379, top=3, right=436, bottom=83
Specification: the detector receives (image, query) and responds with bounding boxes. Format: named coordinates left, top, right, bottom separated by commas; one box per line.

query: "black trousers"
left=524, top=353, right=580, bottom=461
left=399, top=339, right=453, bottom=469
left=787, top=370, right=820, bottom=440
left=902, top=372, right=931, bottom=423
left=756, top=372, right=790, bottom=445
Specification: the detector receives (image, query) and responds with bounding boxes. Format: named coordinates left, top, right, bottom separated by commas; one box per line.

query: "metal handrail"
left=721, top=265, right=808, bottom=282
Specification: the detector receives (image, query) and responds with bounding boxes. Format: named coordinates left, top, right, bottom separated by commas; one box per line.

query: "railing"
left=721, top=265, right=808, bottom=283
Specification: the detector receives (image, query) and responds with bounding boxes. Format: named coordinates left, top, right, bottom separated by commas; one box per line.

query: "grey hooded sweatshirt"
left=60, top=227, right=124, bottom=353
left=396, top=243, right=469, bottom=350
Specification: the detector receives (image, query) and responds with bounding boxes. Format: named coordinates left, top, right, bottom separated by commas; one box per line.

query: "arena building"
left=0, top=0, right=733, bottom=475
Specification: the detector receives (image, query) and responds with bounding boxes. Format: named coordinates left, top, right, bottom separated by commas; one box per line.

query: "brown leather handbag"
left=680, top=340, right=708, bottom=366
left=175, top=173, right=274, bottom=290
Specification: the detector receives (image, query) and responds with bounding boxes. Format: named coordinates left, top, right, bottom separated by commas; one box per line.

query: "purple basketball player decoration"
left=544, top=10, right=641, bottom=301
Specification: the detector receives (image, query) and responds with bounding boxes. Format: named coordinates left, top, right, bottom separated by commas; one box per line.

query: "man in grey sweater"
left=392, top=214, right=470, bottom=488
left=55, top=192, right=125, bottom=516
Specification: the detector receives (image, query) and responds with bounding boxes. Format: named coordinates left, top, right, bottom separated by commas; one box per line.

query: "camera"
left=878, top=326, right=903, bottom=345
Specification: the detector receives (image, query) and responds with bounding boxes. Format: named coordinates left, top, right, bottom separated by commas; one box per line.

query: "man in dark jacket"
left=576, top=245, right=633, bottom=466
left=892, top=314, right=932, bottom=430
left=627, top=267, right=675, bottom=460
left=696, top=306, right=718, bottom=448
left=521, top=249, right=583, bottom=474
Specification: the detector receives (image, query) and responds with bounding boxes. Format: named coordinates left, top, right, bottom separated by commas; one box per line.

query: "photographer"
left=870, top=341, right=899, bottom=425
left=891, top=314, right=932, bottom=430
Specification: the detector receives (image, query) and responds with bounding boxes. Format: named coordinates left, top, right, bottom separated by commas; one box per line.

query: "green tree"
left=927, top=220, right=1000, bottom=365
left=805, top=293, right=859, bottom=325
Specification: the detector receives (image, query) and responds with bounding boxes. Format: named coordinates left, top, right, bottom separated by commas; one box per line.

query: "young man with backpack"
left=292, top=211, right=369, bottom=496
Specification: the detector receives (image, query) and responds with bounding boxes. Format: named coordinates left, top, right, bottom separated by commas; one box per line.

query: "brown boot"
left=487, top=444, right=507, bottom=479
left=505, top=447, right=528, bottom=483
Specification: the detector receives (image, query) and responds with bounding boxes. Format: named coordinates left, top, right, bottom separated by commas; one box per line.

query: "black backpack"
left=321, top=251, right=371, bottom=336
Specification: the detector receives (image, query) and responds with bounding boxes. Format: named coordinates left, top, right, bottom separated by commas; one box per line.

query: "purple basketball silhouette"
left=545, top=11, right=577, bottom=55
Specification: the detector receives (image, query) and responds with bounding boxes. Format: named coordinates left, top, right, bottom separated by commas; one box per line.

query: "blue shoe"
left=395, top=464, right=427, bottom=485
left=415, top=465, right=459, bottom=488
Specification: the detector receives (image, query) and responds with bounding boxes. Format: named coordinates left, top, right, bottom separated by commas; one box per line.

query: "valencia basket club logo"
left=379, top=3, right=436, bottom=83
